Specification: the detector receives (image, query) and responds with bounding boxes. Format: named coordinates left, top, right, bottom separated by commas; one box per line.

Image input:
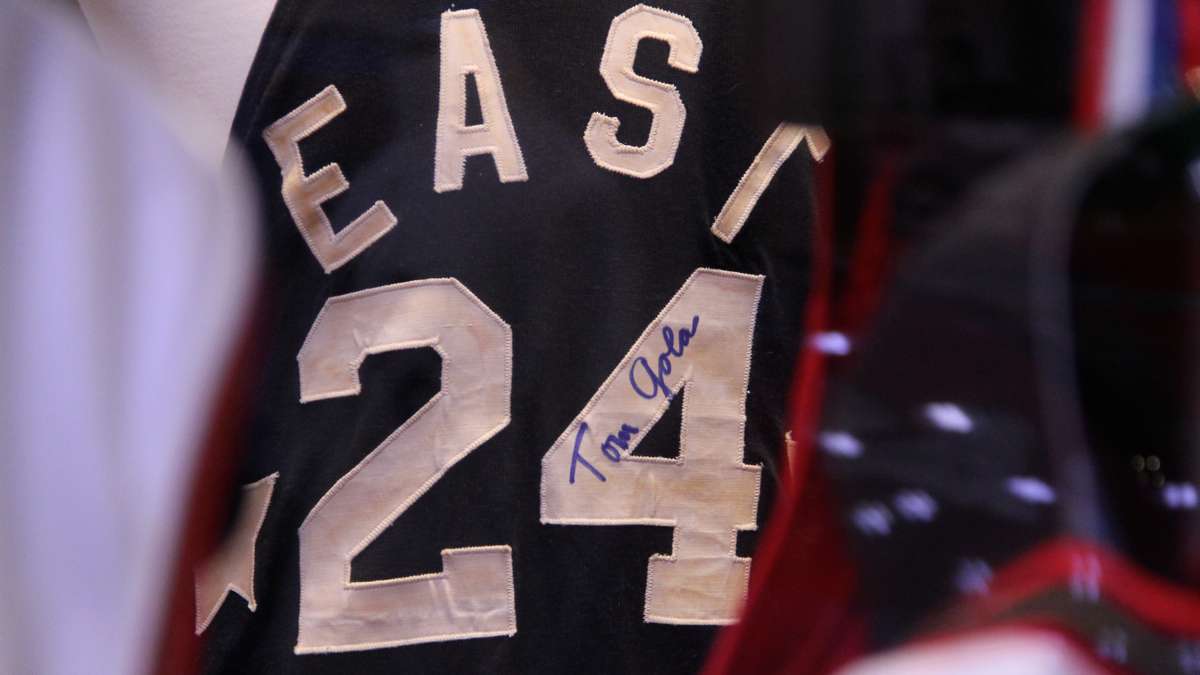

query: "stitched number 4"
left=292, top=271, right=763, bottom=651
left=541, top=268, right=765, bottom=624
left=294, top=279, right=515, bottom=654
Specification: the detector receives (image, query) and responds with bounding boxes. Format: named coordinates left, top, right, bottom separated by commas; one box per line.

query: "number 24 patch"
left=199, top=1, right=826, bottom=654
left=198, top=269, right=766, bottom=655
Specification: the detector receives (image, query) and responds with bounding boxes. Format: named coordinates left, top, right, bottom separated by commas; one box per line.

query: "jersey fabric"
left=705, top=102, right=1200, bottom=675
left=703, top=0, right=1200, bottom=665
left=199, top=1, right=818, bottom=673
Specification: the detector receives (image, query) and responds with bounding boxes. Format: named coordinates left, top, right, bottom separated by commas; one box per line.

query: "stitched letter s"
left=584, top=5, right=702, bottom=179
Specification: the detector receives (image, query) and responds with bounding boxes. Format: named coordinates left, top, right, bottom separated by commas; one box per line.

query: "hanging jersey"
left=705, top=101, right=1200, bottom=675
left=197, top=1, right=824, bottom=672
left=837, top=539, right=1200, bottom=675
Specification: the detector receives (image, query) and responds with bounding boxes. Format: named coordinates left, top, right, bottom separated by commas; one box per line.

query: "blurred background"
left=4, top=1, right=1200, bottom=674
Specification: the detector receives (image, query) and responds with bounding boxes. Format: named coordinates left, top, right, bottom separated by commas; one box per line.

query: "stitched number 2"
left=295, top=279, right=515, bottom=654
left=541, top=268, right=765, bottom=624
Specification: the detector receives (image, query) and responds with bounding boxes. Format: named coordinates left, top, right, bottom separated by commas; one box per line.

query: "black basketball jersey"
left=197, top=2, right=821, bottom=672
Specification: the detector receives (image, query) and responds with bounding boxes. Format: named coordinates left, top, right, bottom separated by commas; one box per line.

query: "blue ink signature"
left=600, top=423, right=640, bottom=462
left=569, top=422, right=643, bottom=484
left=629, top=315, right=700, bottom=400
left=569, top=315, right=700, bottom=484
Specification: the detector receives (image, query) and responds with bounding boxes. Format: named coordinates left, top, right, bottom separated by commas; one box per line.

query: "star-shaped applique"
left=195, top=472, right=278, bottom=634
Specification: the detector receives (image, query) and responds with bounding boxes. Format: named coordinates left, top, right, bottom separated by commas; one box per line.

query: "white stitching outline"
left=540, top=268, right=764, bottom=624
left=646, top=272, right=763, bottom=624
left=294, top=278, right=516, bottom=654
left=434, top=9, right=529, bottom=193
left=194, top=472, right=279, bottom=635
left=539, top=269, right=762, bottom=520
left=584, top=4, right=702, bottom=179
left=263, top=85, right=398, bottom=273
left=711, top=123, right=831, bottom=243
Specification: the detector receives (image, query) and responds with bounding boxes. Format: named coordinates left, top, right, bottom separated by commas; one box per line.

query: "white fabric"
left=1100, top=0, right=1152, bottom=127
left=434, top=9, right=529, bottom=193
left=711, top=123, right=829, bottom=243
left=296, top=279, right=515, bottom=653
left=195, top=473, right=278, bottom=635
left=78, top=0, right=277, bottom=168
left=541, top=269, right=764, bottom=624
left=0, top=3, right=256, bottom=673
left=263, top=85, right=398, bottom=273
left=835, top=629, right=1106, bottom=675
left=584, top=4, right=702, bottom=179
